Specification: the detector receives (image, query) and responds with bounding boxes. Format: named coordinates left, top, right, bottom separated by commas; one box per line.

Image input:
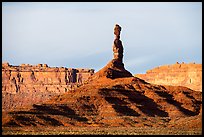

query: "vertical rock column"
left=91, top=24, right=133, bottom=79
left=113, top=24, right=123, bottom=63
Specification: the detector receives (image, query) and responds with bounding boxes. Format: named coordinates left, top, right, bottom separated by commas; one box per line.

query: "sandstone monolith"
left=92, top=24, right=132, bottom=79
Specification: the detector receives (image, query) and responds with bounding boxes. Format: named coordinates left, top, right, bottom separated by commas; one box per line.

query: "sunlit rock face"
left=136, top=62, right=202, bottom=92
left=2, top=62, right=94, bottom=111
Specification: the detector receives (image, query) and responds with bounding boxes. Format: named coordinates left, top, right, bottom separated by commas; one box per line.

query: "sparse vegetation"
left=2, top=127, right=202, bottom=135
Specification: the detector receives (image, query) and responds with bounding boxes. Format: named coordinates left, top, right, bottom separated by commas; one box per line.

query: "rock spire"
left=91, top=24, right=133, bottom=79
left=113, top=24, right=123, bottom=63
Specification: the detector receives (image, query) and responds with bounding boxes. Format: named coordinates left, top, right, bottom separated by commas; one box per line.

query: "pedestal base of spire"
left=92, top=59, right=133, bottom=79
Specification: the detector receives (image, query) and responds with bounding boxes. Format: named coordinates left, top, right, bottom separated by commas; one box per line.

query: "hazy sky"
left=2, top=2, right=202, bottom=74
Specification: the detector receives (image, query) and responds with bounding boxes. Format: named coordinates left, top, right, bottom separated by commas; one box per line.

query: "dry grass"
left=2, top=127, right=202, bottom=135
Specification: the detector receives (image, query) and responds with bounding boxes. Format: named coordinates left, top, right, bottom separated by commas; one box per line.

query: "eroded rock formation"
left=135, top=62, right=202, bottom=92
left=92, top=24, right=132, bottom=79
left=2, top=25, right=202, bottom=134
left=113, top=24, right=123, bottom=62
left=2, top=62, right=94, bottom=111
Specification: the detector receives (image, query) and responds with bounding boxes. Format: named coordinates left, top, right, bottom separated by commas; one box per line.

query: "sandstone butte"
left=135, top=62, right=202, bottom=92
left=2, top=24, right=202, bottom=135
left=2, top=62, right=94, bottom=111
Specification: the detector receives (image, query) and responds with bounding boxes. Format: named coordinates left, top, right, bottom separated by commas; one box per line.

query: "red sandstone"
left=2, top=62, right=94, bottom=111
left=135, top=62, right=202, bottom=92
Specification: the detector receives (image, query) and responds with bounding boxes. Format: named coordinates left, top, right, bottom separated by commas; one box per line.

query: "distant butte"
left=136, top=62, right=202, bottom=92
left=2, top=62, right=94, bottom=111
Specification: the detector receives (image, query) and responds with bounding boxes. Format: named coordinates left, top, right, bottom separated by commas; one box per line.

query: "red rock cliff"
left=135, top=62, right=202, bottom=92
left=2, top=62, right=94, bottom=111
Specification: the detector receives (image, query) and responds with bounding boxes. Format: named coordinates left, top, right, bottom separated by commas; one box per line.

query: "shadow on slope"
left=99, top=85, right=169, bottom=117
left=4, top=104, right=88, bottom=127
left=155, top=91, right=200, bottom=116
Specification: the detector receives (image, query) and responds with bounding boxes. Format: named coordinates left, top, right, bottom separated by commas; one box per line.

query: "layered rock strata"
left=3, top=75, right=202, bottom=130
left=135, top=62, right=202, bottom=92
left=2, top=62, right=94, bottom=111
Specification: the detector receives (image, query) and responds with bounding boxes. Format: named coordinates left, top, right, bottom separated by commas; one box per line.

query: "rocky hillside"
left=2, top=76, right=202, bottom=129
left=136, top=62, right=202, bottom=92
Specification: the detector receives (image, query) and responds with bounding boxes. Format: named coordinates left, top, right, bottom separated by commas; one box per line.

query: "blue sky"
left=2, top=2, right=202, bottom=74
